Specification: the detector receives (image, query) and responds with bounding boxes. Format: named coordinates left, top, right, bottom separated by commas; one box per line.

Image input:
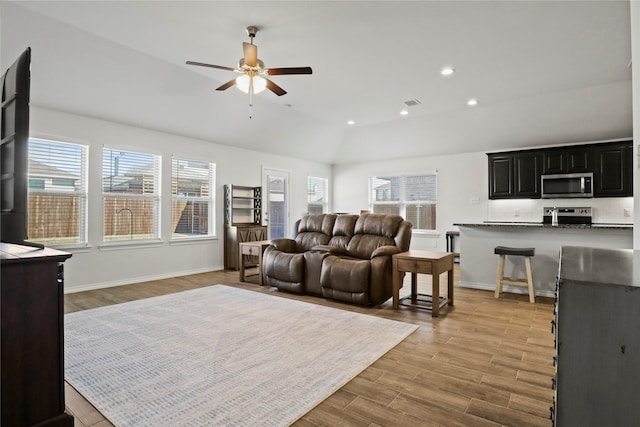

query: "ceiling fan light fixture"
left=235, top=74, right=267, bottom=94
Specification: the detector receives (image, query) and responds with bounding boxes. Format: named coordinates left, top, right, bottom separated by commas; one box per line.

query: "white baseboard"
left=64, top=265, right=225, bottom=294
left=457, top=281, right=555, bottom=298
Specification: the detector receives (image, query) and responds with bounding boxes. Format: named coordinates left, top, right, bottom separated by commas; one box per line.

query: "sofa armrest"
left=311, top=245, right=347, bottom=255
left=270, top=238, right=297, bottom=252
left=371, top=245, right=403, bottom=258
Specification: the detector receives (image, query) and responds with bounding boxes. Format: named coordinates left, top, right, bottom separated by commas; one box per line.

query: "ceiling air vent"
left=403, top=99, right=422, bottom=107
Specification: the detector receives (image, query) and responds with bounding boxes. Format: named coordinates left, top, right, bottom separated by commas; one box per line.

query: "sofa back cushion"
left=327, top=214, right=358, bottom=250
left=346, top=214, right=403, bottom=259
left=295, top=214, right=337, bottom=251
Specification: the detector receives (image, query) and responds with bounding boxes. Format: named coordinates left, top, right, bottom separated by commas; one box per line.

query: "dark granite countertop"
left=454, top=222, right=633, bottom=230
left=559, top=246, right=636, bottom=287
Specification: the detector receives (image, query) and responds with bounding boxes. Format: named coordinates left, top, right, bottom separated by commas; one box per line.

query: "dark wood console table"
left=1, top=243, right=74, bottom=426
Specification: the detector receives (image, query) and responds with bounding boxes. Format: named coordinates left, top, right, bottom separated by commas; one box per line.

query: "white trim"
left=98, top=239, right=163, bottom=250
left=457, top=281, right=554, bottom=298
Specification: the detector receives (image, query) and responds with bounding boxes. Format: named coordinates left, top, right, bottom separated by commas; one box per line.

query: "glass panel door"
left=263, top=168, right=290, bottom=239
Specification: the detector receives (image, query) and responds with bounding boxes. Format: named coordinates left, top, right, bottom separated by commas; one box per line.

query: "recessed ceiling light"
left=467, top=98, right=479, bottom=106
left=441, top=66, right=455, bottom=76
left=400, top=110, right=409, bottom=116
left=347, top=120, right=355, bottom=125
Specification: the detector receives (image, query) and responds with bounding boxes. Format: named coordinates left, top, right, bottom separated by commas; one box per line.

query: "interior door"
left=262, top=168, right=290, bottom=239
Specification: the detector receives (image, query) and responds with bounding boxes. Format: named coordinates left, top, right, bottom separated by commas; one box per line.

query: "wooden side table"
left=392, top=250, right=455, bottom=317
left=239, top=240, right=271, bottom=285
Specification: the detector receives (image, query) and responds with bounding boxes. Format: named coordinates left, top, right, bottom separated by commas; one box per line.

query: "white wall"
left=333, top=152, right=487, bottom=251
left=31, top=107, right=331, bottom=292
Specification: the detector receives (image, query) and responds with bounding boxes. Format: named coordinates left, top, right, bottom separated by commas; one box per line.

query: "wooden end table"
left=392, top=250, right=455, bottom=317
left=239, top=240, right=271, bottom=285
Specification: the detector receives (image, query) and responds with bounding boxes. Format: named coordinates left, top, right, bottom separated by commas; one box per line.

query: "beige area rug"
left=64, top=284, right=417, bottom=426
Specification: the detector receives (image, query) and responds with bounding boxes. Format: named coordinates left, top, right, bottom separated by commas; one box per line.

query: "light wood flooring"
left=64, top=265, right=555, bottom=427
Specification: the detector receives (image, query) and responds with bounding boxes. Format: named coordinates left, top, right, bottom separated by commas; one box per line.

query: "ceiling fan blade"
left=265, top=78, right=287, bottom=96
left=266, top=67, right=313, bottom=76
left=243, top=42, right=258, bottom=67
left=186, top=61, right=236, bottom=72
left=216, top=79, right=237, bottom=91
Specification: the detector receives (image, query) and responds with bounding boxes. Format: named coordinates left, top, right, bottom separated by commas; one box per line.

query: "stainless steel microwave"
left=541, top=172, right=593, bottom=198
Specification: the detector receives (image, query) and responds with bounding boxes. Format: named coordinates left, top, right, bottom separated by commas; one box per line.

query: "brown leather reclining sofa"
left=262, top=213, right=412, bottom=305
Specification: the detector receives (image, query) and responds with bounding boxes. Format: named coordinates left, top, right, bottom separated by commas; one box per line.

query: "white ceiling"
left=1, top=1, right=633, bottom=164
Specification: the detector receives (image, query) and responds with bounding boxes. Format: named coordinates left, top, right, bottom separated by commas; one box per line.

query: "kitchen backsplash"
left=487, top=197, right=633, bottom=224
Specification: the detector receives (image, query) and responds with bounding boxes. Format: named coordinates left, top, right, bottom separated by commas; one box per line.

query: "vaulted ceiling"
left=1, top=1, right=633, bottom=164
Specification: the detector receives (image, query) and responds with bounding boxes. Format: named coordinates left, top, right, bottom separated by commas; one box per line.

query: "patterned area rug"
left=65, top=285, right=417, bottom=426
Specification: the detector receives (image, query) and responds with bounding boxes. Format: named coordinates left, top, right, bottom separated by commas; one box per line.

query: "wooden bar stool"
left=494, top=246, right=535, bottom=303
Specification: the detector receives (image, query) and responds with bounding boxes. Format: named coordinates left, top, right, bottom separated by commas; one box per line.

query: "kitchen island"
left=554, top=246, right=640, bottom=425
left=454, top=222, right=632, bottom=297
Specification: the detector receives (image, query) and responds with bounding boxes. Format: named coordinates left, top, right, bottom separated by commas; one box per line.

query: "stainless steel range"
left=542, top=207, right=592, bottom=225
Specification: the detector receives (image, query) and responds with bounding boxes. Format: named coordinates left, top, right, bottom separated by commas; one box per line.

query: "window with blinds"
left=27, top=138, right=88, bottom=245
left=171, top=157, right=215, bottom=239
left=103, top=148, right=160, bottom=242
left=369, top=173, right=437, bottom=230
left=307, top=176, right=328, bottom=214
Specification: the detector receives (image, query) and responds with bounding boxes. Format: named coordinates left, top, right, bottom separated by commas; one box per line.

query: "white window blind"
left=102, top=148, right=160, bottom=242
left=307, top=176, right=328, bottom=214
left=369, top=173, right=437, bottom=230
left=28, top=138, right=88, bottom=246
left=171, top=157, right=216, bottom=239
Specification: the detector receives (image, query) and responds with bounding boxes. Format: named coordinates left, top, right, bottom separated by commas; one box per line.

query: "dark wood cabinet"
left=488, top=152, right=540, bottom=199
left=513, top=152, right=541, bottom=198
left=594, top=142, right=632, bottom=197
left=543, top=147, right=593, bottom=174
left=1, top=243, right=73, bottom=427
left=223, top=184, right=267, bottom=270
left=489, top=140, right=631, bottom=199
left=488, top=154, right=514, bottom=199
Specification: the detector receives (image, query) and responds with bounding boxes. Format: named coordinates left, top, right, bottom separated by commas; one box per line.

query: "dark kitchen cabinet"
left=514, top=152, right=541, bottom=198
left=543, top=147, right=593, bottom=174
left=488, top=152, right=540, bottom=199
left=594, top=141, right=632, bottom=197
left=489, top=140, right=631, bottom=199
left=488, top=154, right=514, bottom=198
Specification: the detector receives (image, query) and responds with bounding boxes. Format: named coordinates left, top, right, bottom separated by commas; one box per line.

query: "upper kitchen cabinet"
left=489, top=140, right=632, bottom=200
left=542, top=147, right=593, bottom=174
left=488, top=154, right=514, bottom=199
left=593, top=141, right=632, bottom=197
left=488, top=151, right=541, bottom=199
left=514, top=152, right=541, bottom=198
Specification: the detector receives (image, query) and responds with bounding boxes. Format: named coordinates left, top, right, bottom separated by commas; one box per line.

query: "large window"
left=171, top=157, right=216, bottom=239
left=28, top=138, right=88, bottom=245
left=307, top=176, right=328, bottom=214
left=103, top=148, right=160, bottom=242
left=369, top=173, right=437, bottom=231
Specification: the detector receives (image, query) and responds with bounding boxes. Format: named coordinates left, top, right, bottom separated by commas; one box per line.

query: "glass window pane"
left=406, top=203, right=436, bottom=230
left=28, top=138, right=87, bottom=245
left=370, top=176, right=400, bottom=202
left=171, top=157, right=215, bottom=239
left=103, top=196, right=159, bottom=241
left=405, top=174, right=437, bottom=202
left=172, top=200, right=209, bottom=236
left=308, top=176, right=328, bottom=213
left=103, top=148, right=160, bottom=241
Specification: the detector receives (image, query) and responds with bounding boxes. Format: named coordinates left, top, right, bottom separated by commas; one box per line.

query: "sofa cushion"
left=294, top=214, right=337, bottom=251
left=320, top=256, right=371, bottom=305
left=354, top=214, right=403, bottom=237
left=327, top=214, right=358, bottom=250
